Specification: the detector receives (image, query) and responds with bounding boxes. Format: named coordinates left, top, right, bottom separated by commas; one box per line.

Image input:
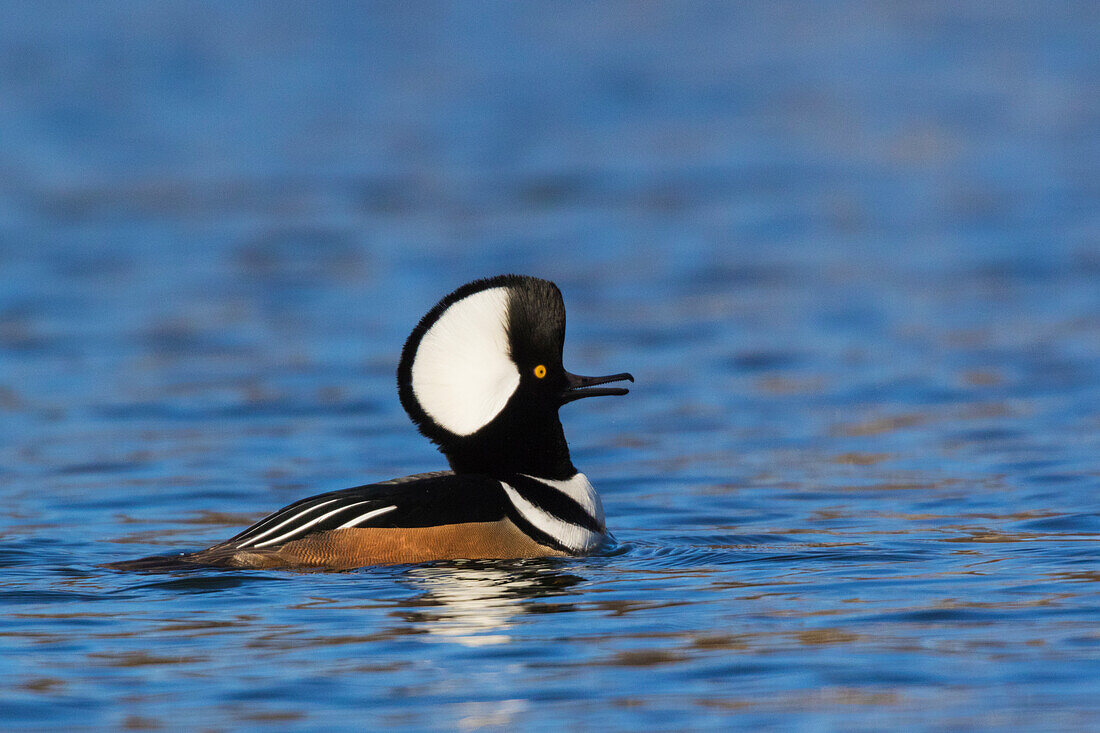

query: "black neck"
left=442, top=407, right=577, bottom=480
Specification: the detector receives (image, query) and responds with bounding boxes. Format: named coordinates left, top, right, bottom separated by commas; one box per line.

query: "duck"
left=112, top=275, right=633, bottom=570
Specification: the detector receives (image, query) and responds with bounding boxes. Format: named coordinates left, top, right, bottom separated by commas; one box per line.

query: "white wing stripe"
left=252, top=500, right=374, bottom=548
left=235, top=499, right=340, bottom=546
left=336, top=505, right=398, bottom=530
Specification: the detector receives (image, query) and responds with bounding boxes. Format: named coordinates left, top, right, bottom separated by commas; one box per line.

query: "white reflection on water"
left=405, top=566, right=526, bottom=646
left=403, top=564, right=577, bottom=647
left=455, top=698, right=530, bottom=731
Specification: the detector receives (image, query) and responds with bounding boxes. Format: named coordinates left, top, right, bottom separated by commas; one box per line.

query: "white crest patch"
left=411, top=286, right=520, bottom=436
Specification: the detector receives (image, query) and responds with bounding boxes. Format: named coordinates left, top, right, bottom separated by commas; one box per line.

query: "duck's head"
left=397, top=274, right=633, bottom=478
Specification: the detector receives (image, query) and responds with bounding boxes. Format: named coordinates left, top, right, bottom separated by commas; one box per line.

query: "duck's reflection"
left=396, top=561, right=583, bottom=646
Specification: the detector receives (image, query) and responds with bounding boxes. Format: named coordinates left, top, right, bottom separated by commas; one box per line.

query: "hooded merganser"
left=113, top=275, right=633, bottom=570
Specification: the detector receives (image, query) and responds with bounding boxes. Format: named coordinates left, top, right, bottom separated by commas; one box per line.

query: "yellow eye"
left=533, top=364, right=547, bottom=379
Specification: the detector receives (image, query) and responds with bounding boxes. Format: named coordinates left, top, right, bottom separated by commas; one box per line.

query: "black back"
left=225, top=472, right=510, bottom=550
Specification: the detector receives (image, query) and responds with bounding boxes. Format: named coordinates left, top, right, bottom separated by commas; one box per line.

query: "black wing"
left=226, top=471, right=508, bottom=550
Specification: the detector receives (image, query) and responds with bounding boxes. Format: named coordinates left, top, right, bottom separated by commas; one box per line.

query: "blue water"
left=2, top=3, right=1099, bottom=730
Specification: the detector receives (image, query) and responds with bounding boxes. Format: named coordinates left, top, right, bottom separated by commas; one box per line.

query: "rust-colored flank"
left=192, top=519, right=566, bottom=570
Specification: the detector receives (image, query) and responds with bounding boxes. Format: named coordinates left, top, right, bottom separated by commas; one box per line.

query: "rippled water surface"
left=2, top=3, right=1098, bottom=730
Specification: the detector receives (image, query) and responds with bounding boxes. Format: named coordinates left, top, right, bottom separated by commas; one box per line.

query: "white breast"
left=521, top=472, right=605, bottom=529
left=501, top=472, right=605, bottom=554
